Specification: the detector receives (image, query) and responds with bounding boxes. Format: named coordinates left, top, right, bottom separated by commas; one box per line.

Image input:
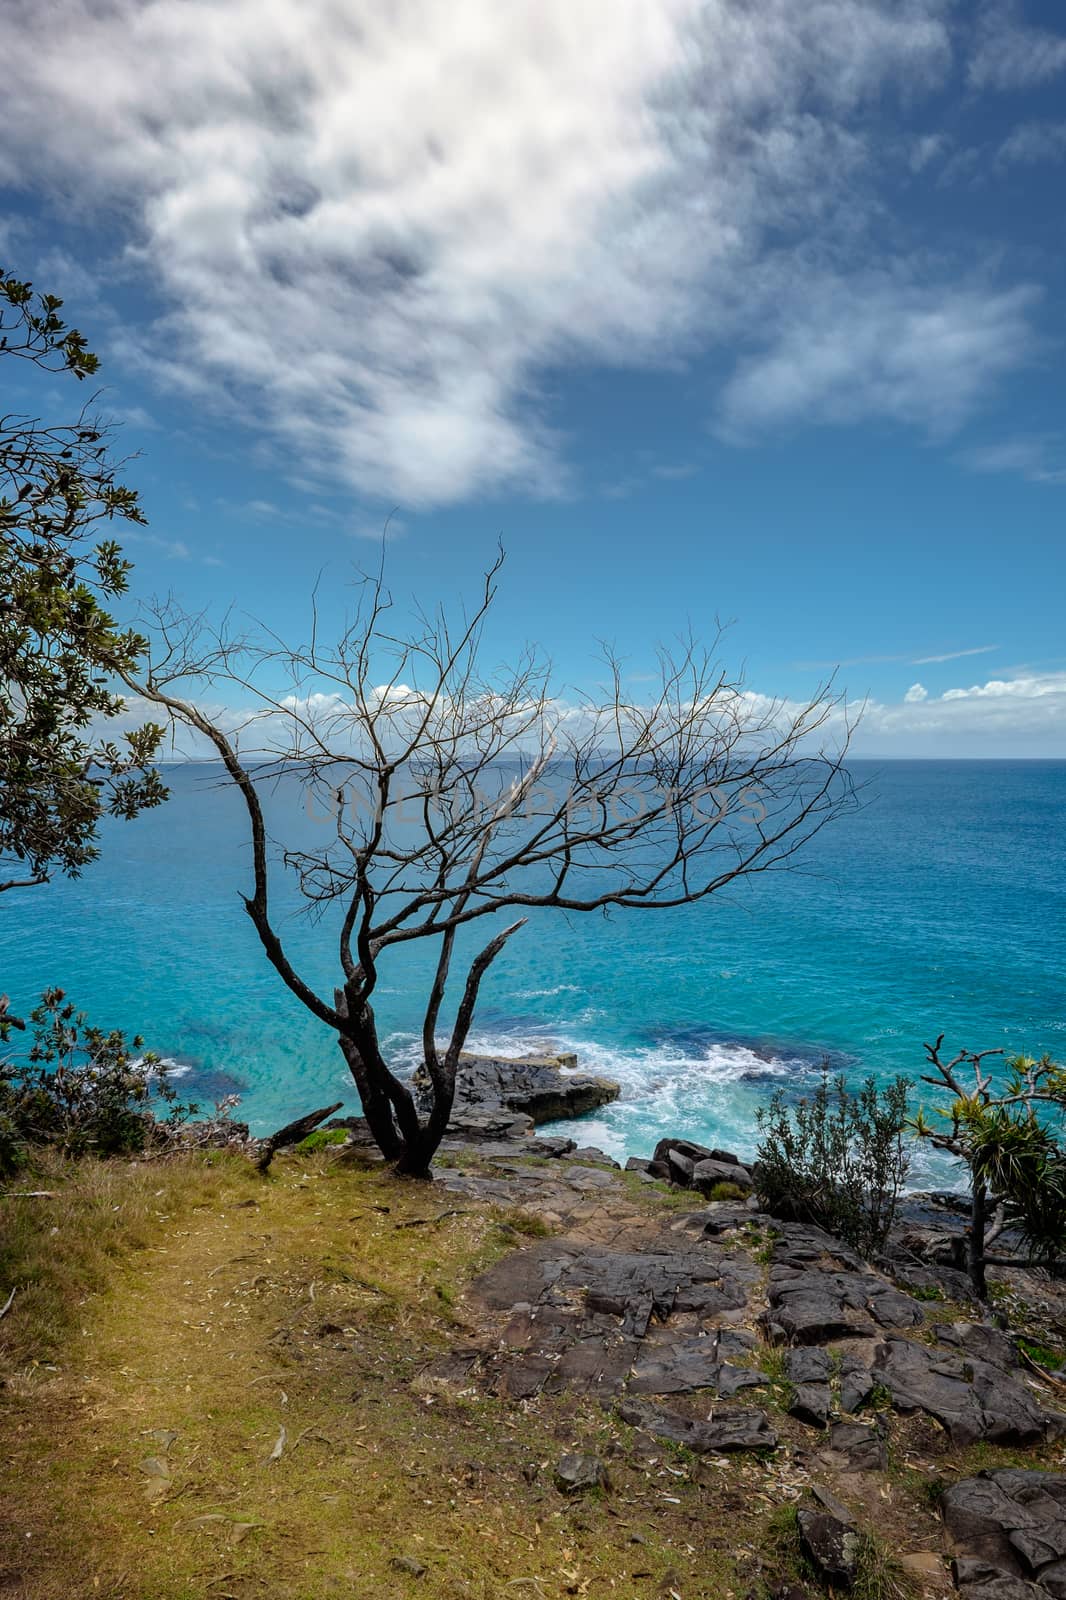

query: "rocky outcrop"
left=618, top=1398, right=777, bottom=1454
left=645, top=1136, right=755, bottom=1195
left=942, top=1470, right=1066, bottom=1598
left=415, top=1050, right=620, bottom=1129
left=871, top=1336, right=1061, bottom=1449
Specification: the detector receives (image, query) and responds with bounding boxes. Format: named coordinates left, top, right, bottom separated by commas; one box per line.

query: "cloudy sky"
left=1, top=0, right=1064, bottom=755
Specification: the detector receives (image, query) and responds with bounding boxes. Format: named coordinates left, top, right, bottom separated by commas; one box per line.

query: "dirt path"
left=2, top=1146, right=1063, bottom=1599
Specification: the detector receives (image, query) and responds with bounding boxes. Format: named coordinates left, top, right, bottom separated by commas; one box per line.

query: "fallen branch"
left=0, top=1287, right=16, bottom=1320
left=1019, top=1347, right=1066, bottom=1394
left=394, top=1208, right=471, bottom=1229
left=255, top=1102, right=343, bottom=1172
left=0, top=1191, right=55, bottom=1199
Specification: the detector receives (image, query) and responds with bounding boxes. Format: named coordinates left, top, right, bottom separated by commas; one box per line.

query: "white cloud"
left=904, top=682, right=928, bottom=703
left=969, top=1, right=1066, bottom=90
left=909, top=132, right=950, bottom=172
left=716, top=276, right=1039, bottom=439
left=996, top=120, right=1066, bottom=167
left=912, top=645, right=999, bottom=665
left=852, top=670, right=1066, bottom=754
left=3, top=0, right=1031, bottom=507
left=941, top=675, right=1064, bottom=702
left=124, top=529, right=223, bottom=566
left=959, top=434, right=1066, bottom=485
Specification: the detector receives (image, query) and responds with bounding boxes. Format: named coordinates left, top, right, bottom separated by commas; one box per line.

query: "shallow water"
left=3, top=759, right=1063, bottom=1185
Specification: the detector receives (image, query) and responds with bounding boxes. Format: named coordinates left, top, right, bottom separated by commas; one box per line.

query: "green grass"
left=1018, top=1335, right=1064, bottom=1370
left=852, top=1531, right=916, bottom=1600
left=295, top=1128, right=349, bottom=1151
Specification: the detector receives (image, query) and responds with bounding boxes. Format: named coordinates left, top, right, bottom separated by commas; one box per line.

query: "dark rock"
left=797, top=1509, right=860, bottom=1587
left=942, top=1470, right=1066, bottom=1596
left=933, top=1321, right=1018, bottom=1370
left=389, top=1554, right=427, bottom=1577
left=811, top=1483, right=855, bottom=1524
left=529, top=1135, right=578, bottom=1158
left=564, top=1164, right=619, bottom=1191
left=954, top=1567, right=1045, bottom=1600
left=789, top=1383, right=831, bottom=1429
left=872, top=1338, right=1063, bottom=1448
left=667, top=1148, right=696, bottom=1184
left=839, top=1357, right=875, bottom=1415
left=820, top=1420, right=887, bottom=1472
left=546, top=1339, right=637, bottom=1397
left=553, top=1453, right=609, bottom=1494
left=691, top=1159, right=755, bottom=1194
left=646, top=1138, right=749, bottom=1194
left=628, top=1338, right=765, bottom=1399
left=651, top=1137, right=722, bottom=1166
left=625, top=1157, right=651, bottom=1175
left=762, top=1259, right=925, bottom=1345
left=618, top=1400, right=777, bottom=1454
left=1040, top=1562, right=1066, bottom=1599
left=416, top=1051, right=620, bottom=1128
left=565, top=1147, right=621, bottom=1169
left=785, top=1349, right=832, bottom=1385
left=628, top=1339, right=720, bottom=1395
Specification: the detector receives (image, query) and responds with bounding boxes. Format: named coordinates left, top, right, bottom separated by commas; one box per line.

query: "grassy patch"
left=0, top=1149, right=257, bottom=1375
left=0, top=1150, right=766, bottom=1599
left=908, top=1283, right=945, bottom=1302
left=1018, top=1335, right=1064, bottom=1371
left=852, top=1531, right=915, bottom=1600
left=295, top=1128, right=349, bottom=1152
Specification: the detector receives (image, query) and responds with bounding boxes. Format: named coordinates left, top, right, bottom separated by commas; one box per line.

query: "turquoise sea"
left=2, top=760, right=1064, bottom=1185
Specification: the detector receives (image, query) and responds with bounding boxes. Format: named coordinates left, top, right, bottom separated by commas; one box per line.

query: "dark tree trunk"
left=336, top=1033, right=403, bottom=1160
left=969, top=1178, right=988, bottom=1300
left=392, top=1075, right=456, bottom=1179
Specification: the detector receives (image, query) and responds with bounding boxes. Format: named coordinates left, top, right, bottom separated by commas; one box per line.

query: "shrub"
left=0, top=989, right=194, bottom=1173
left=754, top=1067, right=911, bottom=1256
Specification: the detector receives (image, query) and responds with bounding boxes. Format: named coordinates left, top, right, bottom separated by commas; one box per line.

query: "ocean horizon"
left=3, top=757, right=1064, bottom=1188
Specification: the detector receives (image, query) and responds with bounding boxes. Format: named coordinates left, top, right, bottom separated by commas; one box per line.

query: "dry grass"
left=0, top=1148, right=753, bottom=1599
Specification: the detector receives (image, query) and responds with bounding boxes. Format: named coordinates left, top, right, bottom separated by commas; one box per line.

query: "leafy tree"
left=0, top=267, right=166, bottom=905
left=754, top=1068, right=911, bottom=1255
left=914, top=1038, right=1066, bottom=1297
left=0, top=988, right=194, bottom=1174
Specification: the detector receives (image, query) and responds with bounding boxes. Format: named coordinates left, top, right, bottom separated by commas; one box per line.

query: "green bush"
left=754, top=1068, right=911, bottom=1256
left=0, top=989, right=194, bottom=1173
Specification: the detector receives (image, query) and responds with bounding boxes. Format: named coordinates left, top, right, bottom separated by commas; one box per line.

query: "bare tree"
left=125, top=553, right=857, bottom=1177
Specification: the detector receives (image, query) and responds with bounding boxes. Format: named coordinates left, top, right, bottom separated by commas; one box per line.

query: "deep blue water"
left=2, top=760, right=1063, bottom=1183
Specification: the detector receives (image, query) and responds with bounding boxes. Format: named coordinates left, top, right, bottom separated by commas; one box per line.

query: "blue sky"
left=1, top=0, right=1064, bottom=755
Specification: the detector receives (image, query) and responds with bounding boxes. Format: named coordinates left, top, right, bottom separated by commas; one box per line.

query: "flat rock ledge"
left=407, top=1136, right=1066, bottom=1597
left=943, top=1470, right=1066, bottom=1599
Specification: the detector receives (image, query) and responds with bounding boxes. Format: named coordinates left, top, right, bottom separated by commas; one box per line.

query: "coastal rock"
left=645, top=1137, right=752, bottom=1193
left=553, top=1453, right=609, bottom=1495
left=415, top=1051, right=620, bottom=1128
left=871, top=1337, right=1063, bottom=1448
left=618, top=1399, right=777, bottom=1454
left=816, top=1419, right=887, bottom=1473
left=839, top=1356, right=875, bottom=1415
left=942, top=1470, right=1066, bottom=1598
left=797, top=1508, right=860, bottom=1587
left=762, top=1259, right=923, bottom=1345
left=692, top=1158, right=755, bottom=1193
left=785, top=1348, right=832, bottom=1427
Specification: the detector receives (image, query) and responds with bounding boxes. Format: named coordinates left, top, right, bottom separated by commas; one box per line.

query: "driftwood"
left=255, top=1102, right=343, bottom=1172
